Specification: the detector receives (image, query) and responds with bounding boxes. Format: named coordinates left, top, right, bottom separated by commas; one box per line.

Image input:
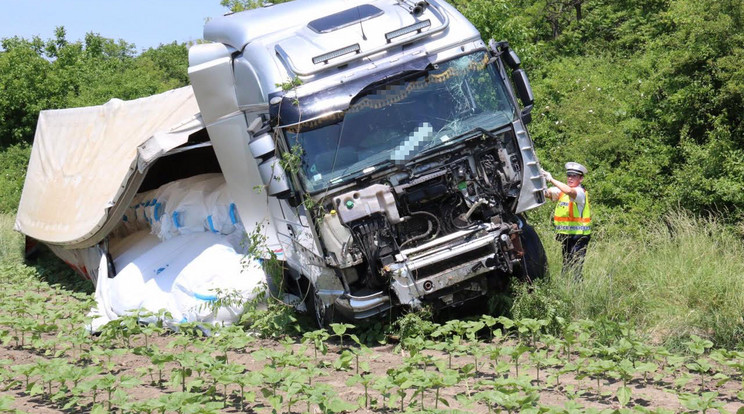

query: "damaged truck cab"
left=188, top=0, right=548, bottom=326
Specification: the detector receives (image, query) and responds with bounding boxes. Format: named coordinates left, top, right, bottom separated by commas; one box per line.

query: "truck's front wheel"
left=520, top=221, right=548, bottom=281
left=304, top=281, right=335, bottom=329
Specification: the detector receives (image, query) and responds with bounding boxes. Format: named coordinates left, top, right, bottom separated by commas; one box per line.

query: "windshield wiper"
left=329, top=159, right=398, bottom=185
left=411, top=127, right=489, bottom=161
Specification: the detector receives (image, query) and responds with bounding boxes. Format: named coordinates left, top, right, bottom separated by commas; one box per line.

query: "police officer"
left=542, top=162, right=591, bottom=279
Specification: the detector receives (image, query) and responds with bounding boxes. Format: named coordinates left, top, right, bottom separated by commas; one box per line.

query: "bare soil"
left=3, top=330, right=743, bottom=413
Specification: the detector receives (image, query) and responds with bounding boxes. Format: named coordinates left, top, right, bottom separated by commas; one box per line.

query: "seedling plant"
left=1, top=261, right=743, bottom=413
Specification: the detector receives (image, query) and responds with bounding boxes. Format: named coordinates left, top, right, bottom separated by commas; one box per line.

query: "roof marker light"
left=312, top=44, right=361, bottom=65
left=385, top=19, right=431, bottom=43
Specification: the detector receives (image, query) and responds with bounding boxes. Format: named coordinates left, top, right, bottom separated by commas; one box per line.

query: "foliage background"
left=2, top=0, right=742, bottom=225
left=450, top=0, right=744, bottom=233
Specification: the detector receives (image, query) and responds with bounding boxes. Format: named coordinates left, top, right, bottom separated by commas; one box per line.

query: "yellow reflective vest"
left=553, top=188, right=591, bottom=235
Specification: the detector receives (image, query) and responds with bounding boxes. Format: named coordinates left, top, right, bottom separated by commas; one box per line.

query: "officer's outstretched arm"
left=542, top=169, right=578, bottom=199
left=547, top=176, right=578, bottom=199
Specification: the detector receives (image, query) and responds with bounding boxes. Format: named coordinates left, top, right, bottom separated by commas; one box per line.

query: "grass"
left=4, top=207, right=744, bottom=349
left=516, top=209, right=744, bottom=349
left=0, top=212, right=23, bottom=263
left=0, top=211, right=92, bottom=293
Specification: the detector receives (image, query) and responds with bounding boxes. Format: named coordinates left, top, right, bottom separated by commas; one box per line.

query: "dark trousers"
left=558, top=234, right=591, bottom=280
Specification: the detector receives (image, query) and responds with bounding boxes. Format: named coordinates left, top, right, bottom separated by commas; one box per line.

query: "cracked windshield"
left=286, top=51, right=517, bottom=192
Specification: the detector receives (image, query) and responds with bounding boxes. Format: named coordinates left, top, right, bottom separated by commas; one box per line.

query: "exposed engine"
left=322, top=130, right=525, bottom=294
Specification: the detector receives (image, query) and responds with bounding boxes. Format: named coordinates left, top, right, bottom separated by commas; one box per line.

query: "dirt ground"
left=2, top=329, right=743, bottom=413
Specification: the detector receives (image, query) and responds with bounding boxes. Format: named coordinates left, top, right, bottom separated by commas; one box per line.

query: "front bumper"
left=333, top=222, right=520, bottom=318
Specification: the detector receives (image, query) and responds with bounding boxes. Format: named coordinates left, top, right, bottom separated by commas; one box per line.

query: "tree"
left=220, top=0, right=293, bottom=13
left=139, top=43, right=190, bottom=86
left=0, top=27, right=190, bottom=149
left=0, top=37, right=59, bottom=148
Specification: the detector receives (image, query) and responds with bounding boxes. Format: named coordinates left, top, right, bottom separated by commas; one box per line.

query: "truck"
left=15, top=0, right=548, bottom=328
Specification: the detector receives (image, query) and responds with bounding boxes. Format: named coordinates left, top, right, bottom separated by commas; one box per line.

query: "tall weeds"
left=0, top=213, right=22, bottom=263
left=5, top=205, right=744, bottom=347
left=516, top=210, right=744, bottom=348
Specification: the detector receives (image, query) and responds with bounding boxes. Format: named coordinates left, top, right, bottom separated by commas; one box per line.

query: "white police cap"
left=565, top=162, right=588, bottom=176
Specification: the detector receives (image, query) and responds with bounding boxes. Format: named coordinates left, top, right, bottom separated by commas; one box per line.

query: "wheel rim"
left=313, top=288, right=326, bottom=327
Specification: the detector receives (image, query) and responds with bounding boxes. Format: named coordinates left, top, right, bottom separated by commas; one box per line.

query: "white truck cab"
left=188, top=0, right=548, bottom=326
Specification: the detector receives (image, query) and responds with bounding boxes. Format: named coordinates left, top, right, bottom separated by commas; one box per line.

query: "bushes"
left=452, top=0, right=744, bottom=227
left=0, top=144, right=30, bottom=214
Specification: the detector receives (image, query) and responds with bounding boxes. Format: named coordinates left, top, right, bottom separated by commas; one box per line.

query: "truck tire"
left=304, top=281, right=335, bottom=329
left=520, top=222, right=548, bottom=281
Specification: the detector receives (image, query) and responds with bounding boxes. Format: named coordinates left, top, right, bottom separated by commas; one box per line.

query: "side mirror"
left=504, top=49, right=521, bottom=70
left=521, top=108, right=533, bottom=124
left=257, top=156, right=291, bottom=198
left=512, top=69, right=534, bottom=107
left=489, top=40, right=534, bottom=124
left=250, top=131, right=294, bottom=199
